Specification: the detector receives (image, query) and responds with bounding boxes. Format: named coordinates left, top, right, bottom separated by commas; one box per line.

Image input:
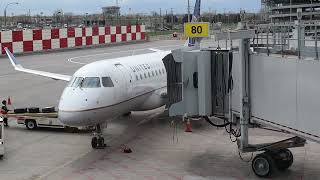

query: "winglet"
left=4, top=48, right=71, bottom=82
left=5, top=48, right=23, bottom=69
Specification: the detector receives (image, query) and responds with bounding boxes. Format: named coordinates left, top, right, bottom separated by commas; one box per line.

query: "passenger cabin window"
left=81, top=77, right=101, bottom=88
left=102, top=77, right=114, bottom=87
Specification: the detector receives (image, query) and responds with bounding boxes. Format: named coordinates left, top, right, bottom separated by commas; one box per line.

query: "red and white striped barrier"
left=0, top=25, right=146, bottom=55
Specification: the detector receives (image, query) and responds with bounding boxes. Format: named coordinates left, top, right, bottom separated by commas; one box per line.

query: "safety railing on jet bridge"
left=251, top=23, right=320, bottom=60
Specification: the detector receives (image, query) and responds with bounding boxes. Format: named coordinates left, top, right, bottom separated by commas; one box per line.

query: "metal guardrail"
left=251, top=23, right=320, bottom=60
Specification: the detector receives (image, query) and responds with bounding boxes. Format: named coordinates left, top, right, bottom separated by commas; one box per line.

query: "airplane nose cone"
left=58, top=87, right=90, bottom=126
left=58, top=87, right=114, bottom=127
left=58, top=111, right=86, bottom=127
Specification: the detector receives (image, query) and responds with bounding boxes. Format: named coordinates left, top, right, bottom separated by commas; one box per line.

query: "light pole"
left=4, top=2, right=19, bottom=27
left=290, top=0, right=292, bottom=24
left=187, top=0, right=190, bottom=22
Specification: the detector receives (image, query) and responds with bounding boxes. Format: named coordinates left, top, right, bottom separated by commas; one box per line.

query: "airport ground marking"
left=35, top=149, right=92, bottom=180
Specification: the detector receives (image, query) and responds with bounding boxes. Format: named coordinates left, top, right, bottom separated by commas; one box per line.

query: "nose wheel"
left=91, top=124, right=106, bottom=149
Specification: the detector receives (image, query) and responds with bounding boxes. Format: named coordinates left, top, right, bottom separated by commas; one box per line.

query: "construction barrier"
left=0, top=25, right=146, bottom=55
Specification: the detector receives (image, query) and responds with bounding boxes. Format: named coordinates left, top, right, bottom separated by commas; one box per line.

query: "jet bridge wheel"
left=274, top=149, right=294, bottom=171
left=252, top=152, right=277, bottom=178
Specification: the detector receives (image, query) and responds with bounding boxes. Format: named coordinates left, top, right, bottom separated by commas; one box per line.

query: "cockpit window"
left=102, top=77, right=114, bottom=87
left=81, top=77, right=101, bottom=88
left=70, top=77, right=84, bottom=87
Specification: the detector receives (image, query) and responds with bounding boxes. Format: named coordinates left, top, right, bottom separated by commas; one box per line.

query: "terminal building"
left=262, top=0, right=320, bottom=23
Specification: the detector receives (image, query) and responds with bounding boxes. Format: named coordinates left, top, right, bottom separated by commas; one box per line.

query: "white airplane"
left=5, top=0, right=202, bottom=149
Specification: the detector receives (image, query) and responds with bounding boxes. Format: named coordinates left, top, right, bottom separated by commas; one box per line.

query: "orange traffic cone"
left=7, top=97, right=12, bottom=106
left=185, top=119, right=192, bottom=132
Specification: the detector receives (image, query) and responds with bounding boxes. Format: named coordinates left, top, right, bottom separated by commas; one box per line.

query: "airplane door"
left=114, top=63, right=132, bottom=100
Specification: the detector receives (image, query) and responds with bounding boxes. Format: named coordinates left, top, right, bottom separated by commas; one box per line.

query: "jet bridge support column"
left=238, top=38, right=251, bottom=151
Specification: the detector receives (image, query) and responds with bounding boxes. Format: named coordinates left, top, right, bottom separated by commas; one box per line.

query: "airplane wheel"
left=98, top=137, right=105, bottom=147
left=276, top=149, right=294, bottom=171
left=91, top=137, right=98, bottom=149
left=252, top=153, right=277, bottom=178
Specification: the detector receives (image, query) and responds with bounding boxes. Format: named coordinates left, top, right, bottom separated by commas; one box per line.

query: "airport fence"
left=0, top=25, right=146, bottom=55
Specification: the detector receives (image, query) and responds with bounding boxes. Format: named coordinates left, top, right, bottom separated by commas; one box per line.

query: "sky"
left=0, top=0, right=261, bottom=16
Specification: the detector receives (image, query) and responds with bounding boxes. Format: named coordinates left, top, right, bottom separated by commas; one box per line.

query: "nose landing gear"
left=91, top=124, right=106, bottom=149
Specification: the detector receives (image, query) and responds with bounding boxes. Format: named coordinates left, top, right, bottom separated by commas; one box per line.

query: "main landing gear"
left=91, top=124, right=106, bottom=149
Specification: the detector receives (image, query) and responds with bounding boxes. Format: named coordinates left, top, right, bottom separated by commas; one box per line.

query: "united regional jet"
left=5, top=0, right=201, bottom=149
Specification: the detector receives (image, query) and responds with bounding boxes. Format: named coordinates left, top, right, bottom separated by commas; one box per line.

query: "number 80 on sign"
left=184, top=22, right=210, bottom=38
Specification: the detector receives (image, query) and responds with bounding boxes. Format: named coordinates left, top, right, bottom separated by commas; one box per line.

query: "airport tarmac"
left=0, top=40, right=319, bottom=180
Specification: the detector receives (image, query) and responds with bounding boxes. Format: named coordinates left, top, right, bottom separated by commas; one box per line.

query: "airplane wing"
left=5, top=48, right=71, bottom=82
left=149, top=48, right=163, bottom=52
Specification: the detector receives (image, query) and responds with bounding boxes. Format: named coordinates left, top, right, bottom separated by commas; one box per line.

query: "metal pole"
left=310, top=0, right=313, bottom=21
left=160, top=8, right=162, bottom=29
left=187, top=0, right=190, bottom=22
left=226, top=39, right=228, bottom=50
left=4, top=2, right=19, bottom=27
left=267, top=25, right=270, bottom=56
left=171, top=8, right=174, bottom=29
left=287, top=25, right=290, bottom=48
left=281, top=27, right=284, bottom=57
left=4, top=9, right=6, bottom=27
left=290, top=0, right=292, bottom=24
left=298, top=22, right=301, bottom=59
left=315, top=25, right=319, bottom=60
left=239, top=38, right=251, bottom=151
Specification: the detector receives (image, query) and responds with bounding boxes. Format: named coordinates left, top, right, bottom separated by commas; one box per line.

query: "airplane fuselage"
left=58, top=51, right=170, bottom=126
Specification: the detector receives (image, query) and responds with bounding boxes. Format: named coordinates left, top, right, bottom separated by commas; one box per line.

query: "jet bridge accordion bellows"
left=211, top=50, right=233, bottom=118
left=163, top=53, right=182, bottom=108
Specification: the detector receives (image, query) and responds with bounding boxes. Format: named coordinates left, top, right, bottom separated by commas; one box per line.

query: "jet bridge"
left=163, top=48, right=232, bottom=118
left=162, top=28, right=320, bottom=177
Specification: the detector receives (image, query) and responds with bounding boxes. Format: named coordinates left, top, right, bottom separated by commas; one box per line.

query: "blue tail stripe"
left=188, top=0, right=201, bottom=47
left=193, top=0, right=201, bottom=20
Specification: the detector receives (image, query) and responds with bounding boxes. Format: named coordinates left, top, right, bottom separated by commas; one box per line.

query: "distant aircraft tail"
left=184, top=0, right=201, bottom=47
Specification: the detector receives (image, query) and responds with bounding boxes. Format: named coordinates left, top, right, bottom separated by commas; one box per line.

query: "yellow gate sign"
left=184, top=22, right=210, bottom=38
